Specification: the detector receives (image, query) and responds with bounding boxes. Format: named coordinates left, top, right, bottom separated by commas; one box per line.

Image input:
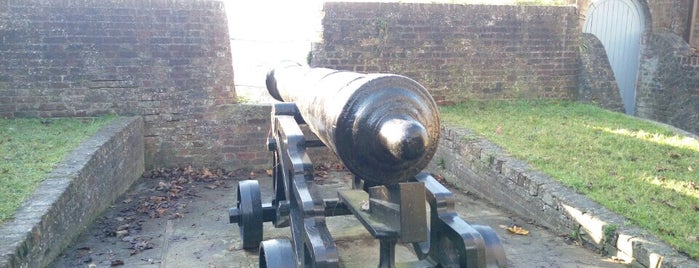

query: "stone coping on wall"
left=428, top=125, right=699, bottom=268
left=0, top=117, right=144, bottom=268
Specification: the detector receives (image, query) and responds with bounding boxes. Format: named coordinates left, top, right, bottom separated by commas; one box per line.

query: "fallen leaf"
left=669, top=152, right=680, bottom=159
left=117, top=224, right=130, bottom=231
left=689, top=166, right=694, bottom=172
left=332, top=163, right=345, bottom=170
left=156, top=181, right=169, bottom=190
left=175, top=177, right=187, bottom=185
left=507, top=225, right=529, bottom=235
left=315, top=170, right=329, bottom=178
left=116, top=230, right=129, bottom=238
left=202, top=168, right=214, bottom=178
left=150, top=196, right=166, bottom=203
left=433, top=174, right=444, bottom=182
left=156, top=208, right=168, bottom=217
left=265, top=169, right=273, bottom=176
left=360, top=199, right=370, bottom=211
left=184, top=166, right=194, bottom=175
left=495, top=125, right=503, bottom=134
left=122, top=197, right=133, bottom=204
left=133, top=240, right=154, bottom=251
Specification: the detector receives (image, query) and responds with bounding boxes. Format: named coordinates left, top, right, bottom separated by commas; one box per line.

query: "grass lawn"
left=441, top=100, right=699, bottom=260
left=0, top=116, right=115, bottom=224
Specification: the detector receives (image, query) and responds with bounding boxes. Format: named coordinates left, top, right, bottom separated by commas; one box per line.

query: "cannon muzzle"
left=266, top=62, right=440, bottom=185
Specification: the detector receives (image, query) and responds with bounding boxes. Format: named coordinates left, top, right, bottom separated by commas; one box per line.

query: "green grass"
left=0, top=116, right=115, bottom=223
left=441, top=100, right=699, bottom=259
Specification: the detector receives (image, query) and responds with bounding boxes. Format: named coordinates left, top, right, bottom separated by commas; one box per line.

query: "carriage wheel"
left=259, top=239, right=296, bottom=268
left=236, top=180, right=263, bottom=249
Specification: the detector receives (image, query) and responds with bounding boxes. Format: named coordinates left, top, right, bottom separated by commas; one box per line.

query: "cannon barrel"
left=266, top=62, right=440, bottom=185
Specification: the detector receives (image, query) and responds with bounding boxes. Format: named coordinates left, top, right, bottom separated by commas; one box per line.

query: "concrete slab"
left=52, top=168, right=625, bottom=267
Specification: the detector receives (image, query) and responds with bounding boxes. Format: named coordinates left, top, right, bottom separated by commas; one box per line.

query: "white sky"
left=225, top=1, right=324, bottom=42
left=223, top=0, right=559, bottom=100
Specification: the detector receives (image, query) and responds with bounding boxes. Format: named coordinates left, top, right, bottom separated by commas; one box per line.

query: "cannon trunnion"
left=229, top=64, right=506, bottom=267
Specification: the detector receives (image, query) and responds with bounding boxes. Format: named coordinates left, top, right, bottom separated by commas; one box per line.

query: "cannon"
left=229, top=62, right=506, bottom=267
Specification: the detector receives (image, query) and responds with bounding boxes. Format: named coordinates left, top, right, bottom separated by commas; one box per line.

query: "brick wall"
left=577, top=33, right=624, bottom=112
left=636, top=32, right=699, bottom=134
left=0, top=0, right=269, bottom=169
left=638, top=0, right=699, bottom=135
left=688, top=2, right=699, bottom=52
left=646, top=0, right=691, bottom=38
left=0, top=117, right=144, bottom=268
left=310, top=2, right=579, bottom=104
left=575, top=0, right=699, bottom=135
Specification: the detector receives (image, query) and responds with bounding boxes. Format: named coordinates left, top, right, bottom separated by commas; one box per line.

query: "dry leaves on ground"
left=507, top=225, right=529, bottom=235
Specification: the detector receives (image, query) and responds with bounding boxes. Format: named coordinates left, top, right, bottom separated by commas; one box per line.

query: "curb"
left=0, top=117, right=145, bottom=268
left=429, top=125, right=698, bottom=268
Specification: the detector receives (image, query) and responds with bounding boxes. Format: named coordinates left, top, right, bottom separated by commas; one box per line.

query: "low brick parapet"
left=0, top=117, right=144, bottom=268
left=428, top=125, right=698, bottom=268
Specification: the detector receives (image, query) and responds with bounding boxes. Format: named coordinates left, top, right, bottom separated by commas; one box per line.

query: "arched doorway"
left=583, top=0, right=644, bottom=115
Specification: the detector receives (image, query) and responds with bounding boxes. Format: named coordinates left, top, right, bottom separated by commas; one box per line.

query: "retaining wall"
left=0, top=117, right=144, bottom=268
left=429, top=125, right=699, bottom=268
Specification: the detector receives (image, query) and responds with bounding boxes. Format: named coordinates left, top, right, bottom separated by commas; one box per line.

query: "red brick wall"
left=310, top=2, right=580, bottom=104
left=0, top=0, right=246, bottom=169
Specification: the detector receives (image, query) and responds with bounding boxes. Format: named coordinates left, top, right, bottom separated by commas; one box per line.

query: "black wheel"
left=259, top=239, right=296, bottom=268
left=236, top=180, right=263, bottom=249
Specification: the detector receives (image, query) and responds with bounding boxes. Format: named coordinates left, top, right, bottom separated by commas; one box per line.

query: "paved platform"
left=51, top=167, right=625, bottom=267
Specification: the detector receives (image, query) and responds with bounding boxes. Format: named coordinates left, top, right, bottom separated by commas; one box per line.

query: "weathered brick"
left=0, top=0, right=248, bottom=169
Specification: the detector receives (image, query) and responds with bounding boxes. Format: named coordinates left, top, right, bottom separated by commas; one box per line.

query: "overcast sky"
left=225, top=0, right=323, bottom=42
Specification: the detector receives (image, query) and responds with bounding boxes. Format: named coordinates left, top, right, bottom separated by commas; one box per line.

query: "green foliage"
left=441, top=100, right=699, bottom=259
left=376, top=18, right=389, bottom=39
left=603, top=224, right=618, bottom=243
left=570, top=225, right=585, bottom=244
left=0, top=116, right=115, bottom=223
left=235, top=94, right=250, bottom=104
left=437, top=158, right=446, bottom=169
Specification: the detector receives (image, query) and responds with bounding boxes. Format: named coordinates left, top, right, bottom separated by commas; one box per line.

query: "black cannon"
left=229, top=62, right=506, bottom=267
